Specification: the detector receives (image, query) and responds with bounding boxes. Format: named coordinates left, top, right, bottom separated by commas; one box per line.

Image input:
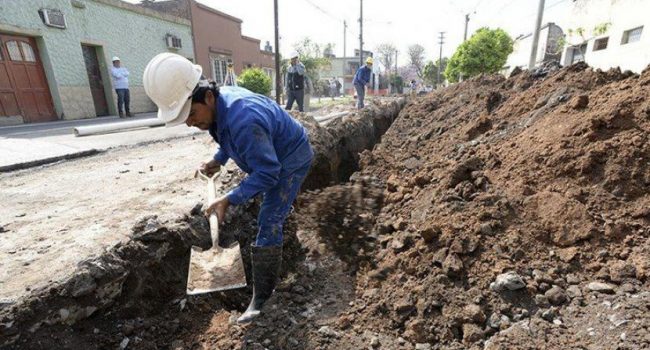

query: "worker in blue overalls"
left=143, top=53, right=313, bottom=324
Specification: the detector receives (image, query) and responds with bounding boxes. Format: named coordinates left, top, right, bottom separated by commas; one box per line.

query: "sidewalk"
left=0, top=113, right=200, bottom=172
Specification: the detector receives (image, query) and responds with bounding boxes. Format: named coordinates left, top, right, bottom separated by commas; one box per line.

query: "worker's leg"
left=124, top=88, right=131, bottom=116
left=355, top=84, right=365, bottom=109
left=116, top=89, right=125, bottom=117
left=295, top=89, right=304, bottom=112
left=285, top=90, right=295, bottom=110
left=238, top=160, right=312, bottom=324
left=256, top=161, right=311, bottom=246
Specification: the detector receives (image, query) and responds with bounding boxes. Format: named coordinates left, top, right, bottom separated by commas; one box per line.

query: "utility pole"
left=464, top=13, right=470, bottom=41
left=343, top=20, right=347, bottom=57
left=528, top=0, right=545, bottom=69
left=394, top=50, right=398, bottom=74
left=437, top=32, right=445, bottom=88
left=274, top=0, right=281, bottom=104
left=359, top=0, right=363, bottom=68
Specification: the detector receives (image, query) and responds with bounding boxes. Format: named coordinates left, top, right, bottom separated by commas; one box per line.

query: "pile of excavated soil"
left=343, top=63, right=650, bottom=349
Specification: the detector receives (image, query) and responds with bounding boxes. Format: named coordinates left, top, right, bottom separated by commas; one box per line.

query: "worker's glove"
left=196, top=159, right=221, bottom=177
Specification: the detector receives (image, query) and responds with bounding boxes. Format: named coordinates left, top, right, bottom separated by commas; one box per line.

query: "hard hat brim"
left=160, top=98, right=192, bottom=127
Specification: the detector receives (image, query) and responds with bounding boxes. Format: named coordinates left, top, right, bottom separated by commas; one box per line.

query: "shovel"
left=186, top=170, right=247, bottom=295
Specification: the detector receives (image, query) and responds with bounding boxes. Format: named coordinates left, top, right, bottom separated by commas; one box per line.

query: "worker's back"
left=210, top=86, right=312, bottom=176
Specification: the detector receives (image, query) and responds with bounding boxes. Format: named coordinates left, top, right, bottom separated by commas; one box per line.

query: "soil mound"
left=345, top=64, right=650, bottom=348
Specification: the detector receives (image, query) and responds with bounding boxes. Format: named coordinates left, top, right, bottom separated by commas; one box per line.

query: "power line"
left=302, top=0, right=342, bottom=22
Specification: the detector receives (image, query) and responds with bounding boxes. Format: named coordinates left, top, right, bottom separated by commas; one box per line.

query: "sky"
left=125, top=0, right=574, bottom=70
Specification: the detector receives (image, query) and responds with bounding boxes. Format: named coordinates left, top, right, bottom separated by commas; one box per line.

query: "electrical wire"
left=301, top=0, right=343, bottom=22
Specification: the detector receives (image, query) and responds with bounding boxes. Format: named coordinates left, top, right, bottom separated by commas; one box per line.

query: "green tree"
left=389, top=74, right=404, bottom=93
left=237, top=68, right=272, bottom=96
left=422, top=61, right=436, bottom=86
left=445, top=27, right=513, bottom=83
left=422, top=58, right=448, bottom=86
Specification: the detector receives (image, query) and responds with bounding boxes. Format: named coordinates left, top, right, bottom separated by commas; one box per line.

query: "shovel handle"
left=204, top=171, right=222, bottom=249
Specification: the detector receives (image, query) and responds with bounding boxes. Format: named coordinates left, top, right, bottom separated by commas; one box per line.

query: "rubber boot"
left=237, top=245, right=282, bottom=324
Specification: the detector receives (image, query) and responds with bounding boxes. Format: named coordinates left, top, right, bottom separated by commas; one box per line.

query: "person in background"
left=285, top=52, right=305, bottom=112
left=353, top=57, right=373, bottom=109
left=329, top=78, right=338, bottom=101
left=303, top=75, right=313, bottom=112
left=111, top=56, right=132, bottom=118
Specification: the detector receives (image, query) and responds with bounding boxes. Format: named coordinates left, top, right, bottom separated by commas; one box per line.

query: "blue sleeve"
left=213, top=148, right=229, bottom=165
left=226, top=106, right=281, bottom=205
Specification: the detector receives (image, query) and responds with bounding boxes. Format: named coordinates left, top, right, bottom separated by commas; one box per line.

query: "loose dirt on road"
left=0, top=136, right=215, bottom=304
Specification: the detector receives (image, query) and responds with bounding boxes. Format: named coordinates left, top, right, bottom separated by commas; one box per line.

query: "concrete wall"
left=0, top=0, right=193, bottom=121
left=504, top=23, right=563, bottom=74
left=560, top=0, right=650, bottom=73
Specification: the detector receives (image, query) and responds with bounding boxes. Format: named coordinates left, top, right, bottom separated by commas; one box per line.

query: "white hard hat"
left=112, top=56, right=120, bottom=61
left=290, top=51, right=299, bottom=59
left=143, top=53, right=203, bottom=127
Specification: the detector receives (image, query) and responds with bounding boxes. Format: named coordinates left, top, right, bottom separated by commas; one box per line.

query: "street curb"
left=0, top=149, right=103, bottom=173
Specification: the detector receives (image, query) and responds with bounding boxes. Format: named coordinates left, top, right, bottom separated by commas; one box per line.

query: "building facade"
left=320, top=50, right=375, bottom=94
left=142, top=0, right=276, bottom=95
left=504, top=22, right=564, bottom=74
left=0, top=0, right=193, bottom=125
left=560, top=0, right=649, bottom=73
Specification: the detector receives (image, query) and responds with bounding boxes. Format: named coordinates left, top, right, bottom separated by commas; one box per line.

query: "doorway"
left=0, top=33, right=56, bottom=123
left=81, top=44, right=109, bottom=116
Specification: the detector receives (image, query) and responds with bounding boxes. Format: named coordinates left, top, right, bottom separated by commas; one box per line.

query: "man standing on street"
left=353, top=57, right=373, bottom=109
left=111, top=56, right=132, bottom=118
left=285, top=52, right=305, bottom=112
left=143, top=53, right=314, bottom=324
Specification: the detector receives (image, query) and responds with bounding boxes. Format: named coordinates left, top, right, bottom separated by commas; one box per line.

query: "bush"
left=315, top=79, right=330, bottom=97
left=237, top=68, right=272, bottom=96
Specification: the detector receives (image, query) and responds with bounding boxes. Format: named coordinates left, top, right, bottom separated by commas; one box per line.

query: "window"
left=593, top=37, right=608, bottom=51
left=621, top=26, right=643, bottom=44
left=20, top=42, right=36, bottom=62
left=6, top=41, right=22, bottom=61
left=210, top=56, right=229, bottom=85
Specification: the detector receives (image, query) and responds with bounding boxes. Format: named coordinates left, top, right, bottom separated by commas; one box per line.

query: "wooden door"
left=81, top=44, right=108, bottom=116
left=0, top=34, right=56, bottom=123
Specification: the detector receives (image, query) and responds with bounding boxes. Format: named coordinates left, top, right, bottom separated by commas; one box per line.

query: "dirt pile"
left=343, top=63, right=650, bottom=348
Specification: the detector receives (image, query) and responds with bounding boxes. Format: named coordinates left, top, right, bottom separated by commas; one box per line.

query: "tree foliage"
left=389, top=74, right=404, bottom=93
left=237, top=68, right=272, bottom=96
left=445, top=27, right=513, bottom=83
left=422, top=58, right=448, bottom=86
left=376, top=43, right=398, bottom=71
left=407, top=44, right=426, bottom=78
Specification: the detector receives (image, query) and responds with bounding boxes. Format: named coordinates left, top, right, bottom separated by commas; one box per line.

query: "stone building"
left=0, top=0, right=193, bottom=125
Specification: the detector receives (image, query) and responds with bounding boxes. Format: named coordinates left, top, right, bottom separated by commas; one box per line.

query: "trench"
left=0, top=98, right=406, bottom=349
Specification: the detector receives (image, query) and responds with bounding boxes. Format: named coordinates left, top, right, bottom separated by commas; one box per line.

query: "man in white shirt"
left=110, top=56, right=132, bottom=118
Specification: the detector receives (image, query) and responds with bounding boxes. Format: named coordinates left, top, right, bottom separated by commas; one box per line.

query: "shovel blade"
left=186, top=244, right=247, bottom=295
